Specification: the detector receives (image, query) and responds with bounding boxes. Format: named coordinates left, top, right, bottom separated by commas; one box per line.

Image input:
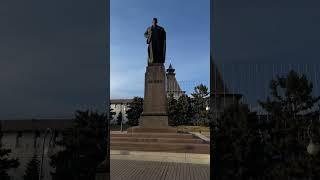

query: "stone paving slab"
left=111, top=159, right=210, bottom=180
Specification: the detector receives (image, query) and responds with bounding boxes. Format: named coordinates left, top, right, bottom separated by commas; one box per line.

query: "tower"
left=166, top=64, right=185, bottom=99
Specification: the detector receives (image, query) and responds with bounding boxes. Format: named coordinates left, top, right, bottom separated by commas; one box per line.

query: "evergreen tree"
left=187, top=95, right=196, bottom=125
left=259, top=70, right=320, bottom=179
left=126, top=97, right=143, bottom=126
left=176, top=94, right=191, bottom=126
left=15, top=131, right=23, bottom=148
left=168, top=93, right=195, bottom=126
left=191, top=84, right=210, bottom=126
left=33, top=130, right=40, bottom=148
left=50, top=110, right=107, bottom=180
left=212, top=71, right=320, bottom=180
left=23, top=153, right=40, bottom=180
left=167, top=93, right=178, bottom=126
left=116, top=112, right=123, bottom=126
left=109, top=106, right=116, bottom=123
left=0, top=124, right=19, bottom=180
left=212, top=104, right=266, bottom=180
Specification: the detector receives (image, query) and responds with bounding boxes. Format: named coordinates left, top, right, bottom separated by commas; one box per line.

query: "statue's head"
left=152, top=18, right=158, bottom=26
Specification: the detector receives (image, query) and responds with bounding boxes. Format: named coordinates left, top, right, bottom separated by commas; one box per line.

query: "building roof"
left=110, top=99, right=133, bottom=104
left=166, top=64, right=184, bottom=96
left=167, top=63, right=175, bottom=74
left=0, top=119, right=72, bottom=132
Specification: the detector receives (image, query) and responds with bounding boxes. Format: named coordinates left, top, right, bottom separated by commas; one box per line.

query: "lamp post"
left=307, top=121, right=320, bottom=156
left=39, top=128, right=52, bottom=180
left=306, top=119, right=319, bottom=180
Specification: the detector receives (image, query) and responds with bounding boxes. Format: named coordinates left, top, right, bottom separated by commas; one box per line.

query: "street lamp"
left=307, top=121, right=320, bottom=156
left=307, top=140, right=320, bottom=156
left=39, top=128, right=52, bottom=180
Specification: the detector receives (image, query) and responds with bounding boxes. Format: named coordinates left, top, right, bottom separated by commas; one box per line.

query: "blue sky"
left=110, top=0, right=210, bottom=99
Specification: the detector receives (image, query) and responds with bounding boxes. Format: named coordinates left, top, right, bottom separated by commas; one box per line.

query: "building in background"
left=0, top=119, right=72, bottom=180
left=166, top=64, right=185, bottom=99
left=110, top=99, right=131, bottom=124
left=210, top=57, right=242, bottom=117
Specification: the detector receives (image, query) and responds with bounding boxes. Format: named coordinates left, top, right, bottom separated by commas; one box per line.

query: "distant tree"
left=116, top=112, right=123, bottom=126
left=50, top=110, right=107, bottom=180
left=15, top=131, right=23, bottom=148
left=23, top=153, right=40, bottom=180
left=167, top=93, right=179, bottom=126
left=191, top=84, right=210, bottom=126
left=168, top=89, right=206, bottom=126
left=259, top=70, right=320, bottom=179
left=33, top=130, right=40, bottom=148
left=187, top=96, right=197, bottom=124
left=109, top=106, right=116, bottom=122
left=0, top=124, right=20, bottom=180
left=126, top=97, right=143, bottom=126
left=176, top=94, right=191, bottom=126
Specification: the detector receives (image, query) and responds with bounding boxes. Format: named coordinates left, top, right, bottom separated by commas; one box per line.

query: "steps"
left=110, top=132, right=210, bottom=154
left=111, top=137, right=204, bottom=144
left=111, top=133, right=193, bottom=139
left=127, top=127, right=177, bottom=133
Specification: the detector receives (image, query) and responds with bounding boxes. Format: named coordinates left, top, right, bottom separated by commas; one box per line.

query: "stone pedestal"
left=128, top=63, right=176, bottom=133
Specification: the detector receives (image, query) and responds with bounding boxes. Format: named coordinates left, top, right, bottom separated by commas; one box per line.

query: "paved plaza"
left=110, top=129, right=210, bottom=180
left=111, top=150, right=209, bottom=164
left=110, top=159, right=210, bottom=180
left=110, top=150, right=210, bottom=180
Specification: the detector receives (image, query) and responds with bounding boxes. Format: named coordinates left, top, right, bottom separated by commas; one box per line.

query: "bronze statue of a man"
left=144, top=18, right=166, bottom=64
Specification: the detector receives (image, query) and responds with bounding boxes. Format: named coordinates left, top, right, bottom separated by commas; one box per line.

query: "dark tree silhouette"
left=50, top=110, right=107, bottom=180
left=259, top=70, right=320, bottom=179
left=212, top=70, right=320, bottom=180
left=212, top=104, right=265, bottom=180
left=23, top=153, right=40, bottom=180
left=116, top=112, right=123, bottom=126
left=0, top=124, right=19, bottom=179
left=109, top=106, right=116, bottom=121
left=191, top=84, right=209, bottom=126
left=126, top=97, right=143, bottom=126
left=176, top=94, right=193, bottom=126
left=33, top=130, right=40, bottom=148
left=167, top=93, right=179, bottom=126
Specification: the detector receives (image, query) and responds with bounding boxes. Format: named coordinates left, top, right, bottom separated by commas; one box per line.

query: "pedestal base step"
left=126, top=127, right=177, bottom=133
left=111, top=133, right=194, bottom=139
left=111, top=132, right=209, bottom=154
left=110, top=141, right=209, bottom=154
left=111, top=137, right=204, bottom=144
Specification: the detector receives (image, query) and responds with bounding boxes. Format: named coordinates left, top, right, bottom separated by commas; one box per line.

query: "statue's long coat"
left=144, top=25, right=166, bottom=64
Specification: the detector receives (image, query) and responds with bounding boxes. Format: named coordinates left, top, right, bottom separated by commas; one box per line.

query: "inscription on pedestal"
left=147, top=80, right=163, bottom=83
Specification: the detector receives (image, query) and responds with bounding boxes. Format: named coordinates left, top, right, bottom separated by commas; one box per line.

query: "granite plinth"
left=129, top=64, right=175, bottom=133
